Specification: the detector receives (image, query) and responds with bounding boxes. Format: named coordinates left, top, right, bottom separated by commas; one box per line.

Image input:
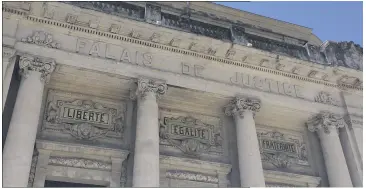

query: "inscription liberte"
left=62, top=107, right=109, bottom=125
left=171, top=124, right=209, bottom=141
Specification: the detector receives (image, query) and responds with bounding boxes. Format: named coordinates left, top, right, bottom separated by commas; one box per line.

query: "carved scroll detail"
left=166, top=170, right=219, bottom=184
left=48, top=156, right=112, bottom=171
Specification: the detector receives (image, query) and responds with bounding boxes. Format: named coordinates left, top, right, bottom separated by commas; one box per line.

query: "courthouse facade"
left=2, top=1, right=363, bottom=187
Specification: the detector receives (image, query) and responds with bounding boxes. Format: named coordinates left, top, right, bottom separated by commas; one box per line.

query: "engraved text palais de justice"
left=75, top=38, right=153, bottom=66
left=74, top=37, right=304, bottom=99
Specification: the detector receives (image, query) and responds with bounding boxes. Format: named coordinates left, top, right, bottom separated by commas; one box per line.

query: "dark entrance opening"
left=44, top=180, right=105, bottom=187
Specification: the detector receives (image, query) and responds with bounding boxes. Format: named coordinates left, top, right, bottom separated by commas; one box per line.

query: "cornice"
left=2, top=5, right=362, bottom=92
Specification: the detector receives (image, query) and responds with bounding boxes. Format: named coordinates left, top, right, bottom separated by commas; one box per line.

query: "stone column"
left=3, top=54, right=56, bottom=187
left=2, top=47, right=16, bottom=110
left=306, top=111, right=353, bottom=187
left=131, top=78, right=167, bottom=187
left=224, top=97, right=265, bottom=187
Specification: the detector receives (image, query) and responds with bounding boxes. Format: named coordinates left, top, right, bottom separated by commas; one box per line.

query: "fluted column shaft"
left=225, top=97, right=265, bottom=187
left=307, top=111, right=353, bottom=187
left=2, top=47, right=16, bottom=110
left=3, top=55, right=55, bottom=187
left=132, top=78, right=167, bottom=187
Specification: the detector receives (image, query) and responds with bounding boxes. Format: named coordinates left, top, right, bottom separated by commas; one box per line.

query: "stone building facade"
left=2, top=1, right=363, bottom=187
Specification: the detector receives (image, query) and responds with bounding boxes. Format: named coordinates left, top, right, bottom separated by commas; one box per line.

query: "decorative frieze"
left=48, top=156, right=112, bottom=171
left=161, top=12, right=231, bottom=41
left=159, top=116, right=223, bottom=156
left=19, top=54, right=56, bottom=83
left=246, top=33, right=309, bottom=61
left=43, top=90, right=126, bottom=140
left=307, top=111, right=347, bottom=134
left=131, top=78, right=167, bottom=100
left=224, top=97, right=261, bottom=118
left=166, top=170, right=219, bottom=184
left=257, top=130, right=309, bottom=168
left=21, top=31, right=61, bottom=49
left=64, top=2, right=145, bottom=20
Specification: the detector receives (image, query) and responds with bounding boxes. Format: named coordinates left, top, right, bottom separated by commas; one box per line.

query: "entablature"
left=3, top=1, right=363, bottom=92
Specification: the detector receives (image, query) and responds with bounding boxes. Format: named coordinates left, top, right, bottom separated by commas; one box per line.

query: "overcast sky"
left=215, top=1, right=363, bottom=47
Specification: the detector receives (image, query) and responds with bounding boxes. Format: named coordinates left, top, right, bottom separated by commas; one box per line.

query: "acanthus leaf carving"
left=63, top=122, right=109, bottom=140
left=314, top=91, right=339, bottom=106
left=19, top=54, right=56, bottom=83
left=307, top=111, right=346, bottom=134
left=224, top=97, right=261, bottom=118
left=21, top=31, right=61, bottom=49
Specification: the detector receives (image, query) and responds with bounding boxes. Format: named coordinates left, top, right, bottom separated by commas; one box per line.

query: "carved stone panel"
left=42, top=90, right=126, bottom=141
left=159, top=110, right=223, bottom=157
left=257, top=128, right=309, bottom=169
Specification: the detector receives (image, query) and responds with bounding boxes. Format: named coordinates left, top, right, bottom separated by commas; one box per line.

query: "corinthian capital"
left=224, top=97, right=261, bottom=118
left=130, top=78, right=167, bottom=100
left=306, top=111, right=346, bottom=135
left=19, top=54, right=56, bottom=83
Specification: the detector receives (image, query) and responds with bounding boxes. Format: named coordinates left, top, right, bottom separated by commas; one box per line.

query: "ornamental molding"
left=19, top=54, right=56, bottom=83
left=48, top=156, right=112, bottom=171
left=257, top=130, right=309, bottom=169
left=224, top=97, right=261, bottom=118
left=159, top=116, right=223, bottom=156
left=43, top=90, right=126, bottom=140
left=21, top=31, right=61, bottom=49
left=131, top=78, right=167, bottom=100
left=306, top=111, right=346, bottom=134
left=28, top=150, right=39, bottom=187
left=314, top=91, right=339, bottom=106
left=120, top=159, right=128, bottom=187
left=166, top=170, right=219, bottom=184
left=5, top=5, right=362, bottom=91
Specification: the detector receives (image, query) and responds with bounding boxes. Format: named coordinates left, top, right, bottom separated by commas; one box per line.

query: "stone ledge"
left=264, top=169, right=321, bottom=187
left=160, top=155, right=232, bottom=174
left=36, top=140, right=129, bottom=159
